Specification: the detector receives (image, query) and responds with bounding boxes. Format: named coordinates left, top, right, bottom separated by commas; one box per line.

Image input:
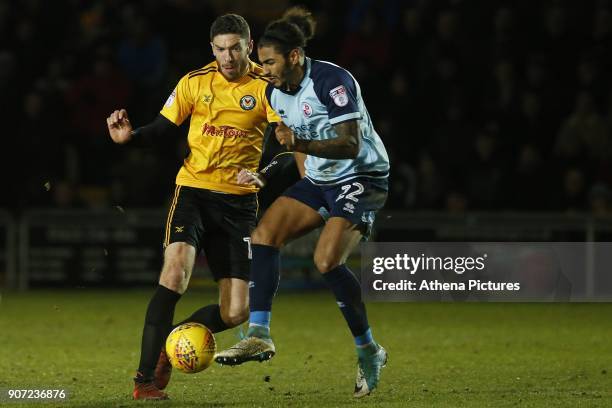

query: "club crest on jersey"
left=202, top=94, right=212, bottom=103
left=302, top=102, right=313, bottom=117
left=165, top=89, right=177, bottom=108
left=329, top=85, right=348, bottom=107
left=240, top=95, right=256, bottom=110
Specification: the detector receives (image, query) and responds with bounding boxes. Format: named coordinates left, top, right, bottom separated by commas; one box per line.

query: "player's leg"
left=216, top=180, right=325, bottom=364
left=314, top=179, right=388, bottom=397
left=177, top=190, right=255, bottom=333
left=314, top=218, right=386, bottom=397
left=314, top=217, right=366, bottom=341
left=246, top=178, right=328, bottom=341
left=219, top=278, right=249, bottom=328
left=174, top=278, right=249, bottom=333
left=160, top=189, right=249, bottom=336
left=135, top=242, right=196, bottom=399
left=134, top=186, right=203, bottom=400
left=246, top=195, right=324, bottom=337
left=172, top=256, right=250, bottom=336
left=218, top=277, right=249, bottom=326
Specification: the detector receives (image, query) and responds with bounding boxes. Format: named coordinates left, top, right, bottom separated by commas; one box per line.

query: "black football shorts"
left=163, top=185, right=257, bottom=281
left=282, top=177, right=388, bottom=239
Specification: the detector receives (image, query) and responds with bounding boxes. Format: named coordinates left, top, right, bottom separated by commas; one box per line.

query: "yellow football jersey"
left=160, top=60, right=279, bottom=194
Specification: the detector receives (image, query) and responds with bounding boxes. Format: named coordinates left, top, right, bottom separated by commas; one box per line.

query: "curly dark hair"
left=258, top=6, right=317, bottom=55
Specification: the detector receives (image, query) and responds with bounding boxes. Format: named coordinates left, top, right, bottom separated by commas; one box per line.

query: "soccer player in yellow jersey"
left=106, top=14, right=280, bottom=400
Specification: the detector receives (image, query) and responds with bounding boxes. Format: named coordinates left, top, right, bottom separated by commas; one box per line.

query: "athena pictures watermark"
left=361, top=242, right=612, bottom=302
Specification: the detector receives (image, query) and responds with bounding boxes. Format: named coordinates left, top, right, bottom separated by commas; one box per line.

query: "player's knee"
left=220, top=306, right=249, bottom=328
left=251, top=224, right=278, bottom=247
left=314, top=253, right=340, bottom=274
left=160, top=244, right=193, bottom=292
left=159, top=261, right=188, bottom=293
left=159, top=270, right=185, bottom=293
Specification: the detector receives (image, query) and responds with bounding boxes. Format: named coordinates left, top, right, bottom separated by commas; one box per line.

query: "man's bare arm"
left=290, top=120, right=361, bottom=159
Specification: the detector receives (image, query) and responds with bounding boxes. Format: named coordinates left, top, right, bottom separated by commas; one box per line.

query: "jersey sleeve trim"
left=329, top=112, right=361, bottom=125
left=159, top=110, right=180, bottom=125
left=310, top=60, right=361, bottom=121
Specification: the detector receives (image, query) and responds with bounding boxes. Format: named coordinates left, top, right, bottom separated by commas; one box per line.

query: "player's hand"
left=237, top=169, right=266, bottom=187
left=106, top=109, right=133, bottom=144
left=275, top=122, right=295, bottom=150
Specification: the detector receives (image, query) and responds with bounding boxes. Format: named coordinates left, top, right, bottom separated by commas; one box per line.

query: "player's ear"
left=290, top=48, right=299, bottom=65
left=247, top=38, right=254, bottom=55
left=210, top=42, right=215, bottom=55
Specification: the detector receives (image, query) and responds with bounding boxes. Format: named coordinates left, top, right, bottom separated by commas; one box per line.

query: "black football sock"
left=136, top=285, right=181, bottom=382
left=322, top=265, right=371, bottom=339
left=246, top=244, right=280, bottom=338
left=175, top=304, right=229, bottom=333
left=249, top=244, right=280, bottom=312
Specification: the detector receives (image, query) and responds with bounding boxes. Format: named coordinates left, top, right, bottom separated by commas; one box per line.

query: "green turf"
left=1, top=289, right=611, bottom=407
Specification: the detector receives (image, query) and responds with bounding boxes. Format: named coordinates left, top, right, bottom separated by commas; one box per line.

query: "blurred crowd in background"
left=1, top=0, right=612, bottom=215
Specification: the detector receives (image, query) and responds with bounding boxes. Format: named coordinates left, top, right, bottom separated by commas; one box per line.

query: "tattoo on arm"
left=293, top=120, right=361, bottom=159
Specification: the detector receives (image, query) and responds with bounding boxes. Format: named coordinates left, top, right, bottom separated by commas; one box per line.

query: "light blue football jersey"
left=265, top=58, right=389, bottom=186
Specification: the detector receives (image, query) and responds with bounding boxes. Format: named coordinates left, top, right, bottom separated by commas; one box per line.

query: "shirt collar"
left=279, top=57, right=311, bottom=95
left=216, top=59, right=256, bottom=85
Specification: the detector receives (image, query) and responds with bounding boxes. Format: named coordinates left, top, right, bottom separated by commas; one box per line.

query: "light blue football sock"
left=355, top=329, right=377, bottom=356
left=247, top=311, right=271, bottom=339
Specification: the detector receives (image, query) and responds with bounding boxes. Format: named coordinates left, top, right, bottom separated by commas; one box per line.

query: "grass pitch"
left=1, top=289, right=611, bottom=407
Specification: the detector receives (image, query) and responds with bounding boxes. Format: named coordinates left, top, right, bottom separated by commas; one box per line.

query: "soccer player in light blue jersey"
left=215, top=7, right=389, bottom=397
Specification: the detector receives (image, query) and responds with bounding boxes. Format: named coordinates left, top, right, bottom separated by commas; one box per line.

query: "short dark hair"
left=210, top=14, right=250, bottom=41
left=258, top=7, right=316, bottom=55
